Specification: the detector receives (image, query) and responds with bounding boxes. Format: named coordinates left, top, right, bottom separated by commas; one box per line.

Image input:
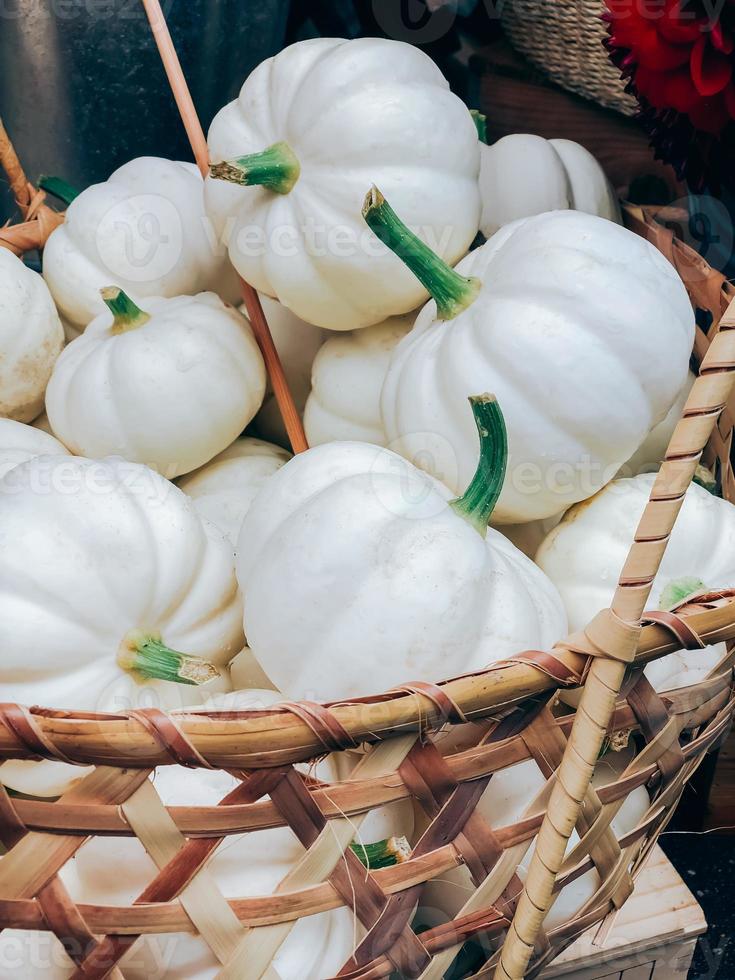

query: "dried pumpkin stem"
left=209, top=141, right=300, bottom=195
left=361, top=185, right=481, bottom=321
left=119, top=631, right=220, bottom=686
left=101, top=287, right=151, bottom=334
left=450, top=395, right=507, bottom=537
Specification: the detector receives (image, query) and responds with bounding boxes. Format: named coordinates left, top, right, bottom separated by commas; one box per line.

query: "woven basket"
left=2, top=178, right=735, bottom=976
left=500, top=0, right=638, bottom=117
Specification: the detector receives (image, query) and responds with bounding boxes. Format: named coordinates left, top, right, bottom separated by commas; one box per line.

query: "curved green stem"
left=101, top=287, right=151, bottom=334
left=361, top=186, right=481, bottom=321
left=39, top=175, right=80, bottom=206
left=449, top=395, right=507, bottom=537
left=119, top=631, right=220, bottom=686
left=209, top=141, right=300, bottom=195
left=659, top=577, right=706, bottom=611
left=350, top=836, right=410, bottom=870
left=470, top=109, right=488, bottom=144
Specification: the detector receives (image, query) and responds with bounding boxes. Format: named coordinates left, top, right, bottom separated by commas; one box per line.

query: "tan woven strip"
left=120, top=778, right=245, bottom=963
left=277, top=701, right=359, bottom=752
left=0, top=703, right=80, bottom=765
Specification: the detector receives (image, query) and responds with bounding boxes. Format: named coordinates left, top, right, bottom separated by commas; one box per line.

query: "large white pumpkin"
left=376, top=204, right=694, bottom=523
left=0, top=418, right=68, bottom=479
left=0, top=249, right=64, bottom=422
left=178, top=436, right=291, bottom=547
left=304, top=313, right=414, bottom=447
left=537, top=474, right=735, bottom=692
left=46, top=290, right=266, bottom=478
left=0, top=454, right=241, bottom=796
left=247, top=294, right=325, bottom=446
left=42, top=157, right=238, bottom=330
left=479, top=134, right=621, bottom=238
left=205, top=37, right=481, bottom=330
left=237, top=398, right=567, bottom=702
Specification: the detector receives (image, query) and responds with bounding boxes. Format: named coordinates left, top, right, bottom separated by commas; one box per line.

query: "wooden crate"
left=541, top=847, right=706, bottom=979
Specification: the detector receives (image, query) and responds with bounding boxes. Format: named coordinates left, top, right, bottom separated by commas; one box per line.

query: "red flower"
left=605, top=0, right=735, bottom=135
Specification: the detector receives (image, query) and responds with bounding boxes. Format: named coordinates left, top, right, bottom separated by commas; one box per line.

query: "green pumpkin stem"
left=209, top=141, right=300, bottom=195
left=470, top=109, right=488, bottom=144
left=101, top=287, right=151, bottom=334
left=38, top=175, right=80, bottom=206
left=350, top=836, right=411, bottom=870
left=361, top=185, right=481, bottom=321
left=118, top=631, right=220, bottom=686
left=449, top=395, right=507, bottom=537
left=659, top=577, right=706, bottom=611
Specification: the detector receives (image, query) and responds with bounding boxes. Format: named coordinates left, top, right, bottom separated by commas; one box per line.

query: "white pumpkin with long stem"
left=45, top=289, right=266, bottom=479
left=247, top=294, right=325, bottom=447
left=205, top=36, right=480, bottom=330
left=0, top=418, right=68, bottom=479
left=0, top=688, right=413, bottom=980
left=477, top=130, right=621, bottom=238
left=42, top=157, right=238, bottom=331
left=372, top=194, right=694, bottom=522
left=0, top=454, right=240, bottom=797
left=537, top=473, right=735, bottom=692
left=0, top=249, right=64, bottom=422
left=178, top=436, right=291, bottom=547
left=304, top=313, right=414, bottom=447
left=418, top=747, right=648, bottom=928
left=237, top=396, right=567, bottom=702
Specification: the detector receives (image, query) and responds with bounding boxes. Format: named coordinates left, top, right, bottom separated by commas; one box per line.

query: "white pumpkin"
left=479, top=134, right=621, bottom=238
left=419, top=748, right=648, bottom=929
left=237, top=397, right=567, bottom=702
left=0, top=688, right=413, bottom=980
left=178, top=436, right=291, bottom=547
left=247, top=295, right=326, bottom=446
left=0, top=454, right=241, bottom=797
left=537, top=474, right=735, bottom=692
left=374, top=202, right=694, bottom=523
left=205, top=36, right=481, bottom=330
left=304, top=313, right=414, bottom=447
left=45, top=290, right=266, bottom=479
left=42, top=157, right=238, bottom=330
left=0, top=249, right=64, bottom=422
left=619, top=371, right=696, bottom=477
left=0, top=418, right=68, bottom=479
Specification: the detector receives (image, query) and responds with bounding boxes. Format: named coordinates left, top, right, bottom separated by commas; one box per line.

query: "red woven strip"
left=128, top=708, right=216, bottom=769
left=499, top=650, right=584, bottom=687
left=277, top=700, right=359, bottom=752
left=626, top=673, right=685, bottom=784
left=0, top=703, right=79, bottom=765
left=387, top=681, right=468, bottom=727
left=642, top=610, right=707, bottom=650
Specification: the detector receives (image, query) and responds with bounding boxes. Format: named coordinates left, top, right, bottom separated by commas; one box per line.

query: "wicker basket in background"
left=500, top=0, right=637, bottom=116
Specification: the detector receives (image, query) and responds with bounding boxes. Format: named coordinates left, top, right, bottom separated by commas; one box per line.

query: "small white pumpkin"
left=237, top=397, right=567, bottom=701
left=304, top=313, right=414, bottom=447
left=0, top=454, right=241, bottom=797
left=1, top=688, right=413, bottom=980
left=0, top=418, right=68, bottom=479
left=537, top=473, right=735, bottom=692
left=46, top=289, right=266, bottom=479
left=178, top=436, right=291, bottom=547
left=419, top=747, right=648, bottom=929
left=373, top=198, right=694, bottom=523
left=478, top=133, right=621, bottom=238
left=42, top=157, right=238, bottom=330
left=205, top=37, right=481, bottom=330
left=0, top=249, right=64, bottom=422
left=247, top=294, right=326, bottom=446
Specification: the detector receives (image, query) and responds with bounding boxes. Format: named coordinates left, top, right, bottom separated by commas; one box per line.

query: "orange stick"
left=140, top=0, right=309, bottom=453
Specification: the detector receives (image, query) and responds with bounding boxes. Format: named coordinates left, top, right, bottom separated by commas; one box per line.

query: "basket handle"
left=496, top=298, right=735, bottom=978
left=140, top=0, right=308, bottom=454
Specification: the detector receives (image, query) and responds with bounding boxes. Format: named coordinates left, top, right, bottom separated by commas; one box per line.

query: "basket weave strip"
left=0, top=117, right=63, bottom=255
left=499, top=0, right=636, bottom=116
left=497, top=306, right=735, bottom=974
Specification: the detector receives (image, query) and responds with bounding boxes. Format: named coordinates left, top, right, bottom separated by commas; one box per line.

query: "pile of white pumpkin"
left=0, top=35, right=731, bottom=979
